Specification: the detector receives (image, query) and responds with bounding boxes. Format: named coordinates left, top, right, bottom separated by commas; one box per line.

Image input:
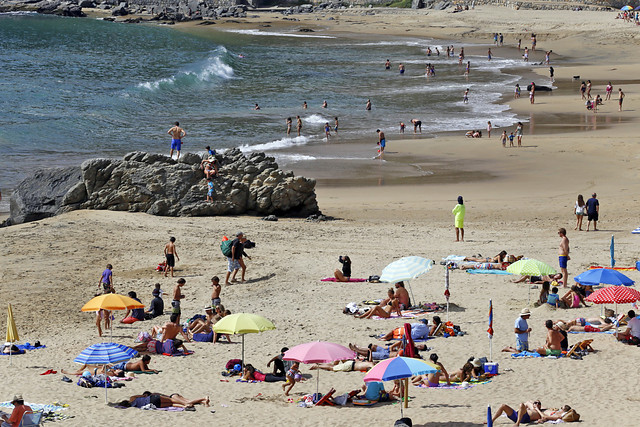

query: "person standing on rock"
left=168, top=121, right=186, bottom=160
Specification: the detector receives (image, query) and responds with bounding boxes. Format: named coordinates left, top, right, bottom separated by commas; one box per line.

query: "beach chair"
left=315, top=388, right=336, bottom=406
left=19, top=410, right=43, bottom=427
left=578, top=339, right=594, bottom=352
left=431, top=322, right=444, bottom=337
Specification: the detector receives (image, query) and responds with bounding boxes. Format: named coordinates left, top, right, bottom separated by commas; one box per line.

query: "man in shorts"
left=558, top=228, right=570, bottom=286
left=375, top=129, right=385, bottom=159
left=210, top=276, right=221, bottom=307
left=164, top=237, right=179, bottom=278
left=411, top=119, right=422, bottom=134
left=503, top=308, right=532, bottom=353
left=535, top=320, right=564, bottom=356
left=585, top=193, right=599, bottom=231
left=167, top=121, right=186, bottom=160
left=490, top=400, right=544, bottom=425
left=224, top=232, right=243, bottom=286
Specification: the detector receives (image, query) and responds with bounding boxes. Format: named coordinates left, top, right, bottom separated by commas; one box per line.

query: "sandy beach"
left=2, top=6, right=640, bottom=426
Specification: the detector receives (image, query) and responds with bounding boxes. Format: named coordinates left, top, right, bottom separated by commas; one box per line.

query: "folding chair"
left=19, top=410, right=43, bottom=427
left=315, top=388, right=336, bottom=406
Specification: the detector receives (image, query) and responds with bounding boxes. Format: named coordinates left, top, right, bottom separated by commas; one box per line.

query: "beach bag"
left=226, top=359, right=243, bottom=370
left=562, top=409, right=580, bottom=422
left=220, top=237, right=233, bottom=257
left=368, top=275, right=380, bottom=283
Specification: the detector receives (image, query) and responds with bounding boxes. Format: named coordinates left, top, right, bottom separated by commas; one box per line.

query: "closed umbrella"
left=507, top=259, right=556, bottom=304
left=283, top=341, right=355, bottom=397
left=212, top=313, right=275, bottom=366
left=74, top=342, right=138, bottom=403
left=363, top=356, right=439, bottom=416
left=574, top=268, right=634, bottom=287
left=6, top=304, right=19, bottom=366
left=380, top=256, right=434, bottom=308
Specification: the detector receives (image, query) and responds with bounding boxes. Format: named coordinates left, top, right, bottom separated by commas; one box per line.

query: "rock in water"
left=8, top=150, right=320, bottom=225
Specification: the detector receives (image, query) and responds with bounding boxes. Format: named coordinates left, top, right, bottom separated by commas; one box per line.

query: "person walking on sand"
left=574, top=194, right=586, bottom=231
left=605, top=82, right=613, bottom=101
left=529, top=82, right=536, bottom=104
left=516, top=122, right=523, bottom=147
left=501, top=130, right=507, bottom=148
left=618, top=88, right=625, bottom=111
left=286, top=117, right=292, bottom=136
left=452, top=196, right=465, bottom=242
left=98, top=263, right=114, bottom=294
left=296, top=115, right=302, bottom=136
left=585, top=192, right=599, bottom=231
left=164, top=236, right=179, bottom=278
left=558, top=228, right=570, bottom=287
left=375, top=129, right=385, bottom=159
left=167, top=121, right=186, bottom=160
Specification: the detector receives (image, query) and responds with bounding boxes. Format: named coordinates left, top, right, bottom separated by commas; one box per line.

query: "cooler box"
left=484, top=362, right=499, bottom=375
left=636, top=261, right=640, bottom=271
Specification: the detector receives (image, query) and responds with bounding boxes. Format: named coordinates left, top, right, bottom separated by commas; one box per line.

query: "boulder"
left=79, top=0, right=95, bottom=8
left=9, top=150, right=320, bottom=225
left=111, top=2, right=128, bottom=15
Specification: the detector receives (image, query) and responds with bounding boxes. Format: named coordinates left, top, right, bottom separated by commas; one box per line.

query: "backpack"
left=220, top=237, right=233, bottom=257
left=225, top=358, right=243, bottom=370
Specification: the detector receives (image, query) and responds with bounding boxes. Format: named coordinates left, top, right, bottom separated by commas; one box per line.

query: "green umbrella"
left=507, top=259, right=557, bottom=304
left=212, top=313, right=276, bottom=366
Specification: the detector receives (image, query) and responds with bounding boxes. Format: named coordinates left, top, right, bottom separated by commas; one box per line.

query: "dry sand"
left=2, top=6, right=640, bottom=426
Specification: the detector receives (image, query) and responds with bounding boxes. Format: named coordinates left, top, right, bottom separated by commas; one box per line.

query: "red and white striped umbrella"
left=586, top=286, right=640, bottom=304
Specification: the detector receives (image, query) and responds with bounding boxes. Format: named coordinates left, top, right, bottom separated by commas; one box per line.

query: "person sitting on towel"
left=334, top=255, right=351, bottom=282
left=355, top=288, right=402, bottom=319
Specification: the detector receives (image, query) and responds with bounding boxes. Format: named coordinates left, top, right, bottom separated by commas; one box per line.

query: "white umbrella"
left=380, top=256, right=434, bottom=307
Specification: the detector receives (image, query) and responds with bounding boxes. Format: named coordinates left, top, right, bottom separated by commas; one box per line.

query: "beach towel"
left=441, top=255, right=466, bottom=263
left=465, top=269, right=512, bottom=275
left=321, top=277, right=367, bottom=282
left=588, top=266, right=636, bottom=271
left=0, top=343, right=46, bottom=355
left=510, top=351, right=543, bottom=358
left=371, top=310, right=425, bottom=320
left=192, top=331, right=214, bottom=342
left=415, top=379, right=492, bottom=390
left=0, top=402, right=68, bottom=412
left=568, top=329, right=614, bottom=334
left=379, top=334, right=434, bottom=343
left=632, top=227, right=640, bottom=234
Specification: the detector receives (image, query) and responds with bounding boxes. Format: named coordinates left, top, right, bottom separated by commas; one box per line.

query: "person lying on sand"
left=412, top=353, right=450, bottom=387
left=242, top=363, right=286, bottom=382
left=512, top=273, right=563, bottom=284
left=118, top=391, right=209, bottom=409
left=378, top=319, right=430, bottom=341
left=349, top=342, right=428, bottom=361
left=62, top=355, right=158, bottom=375
left=554, top=317, right=610, bottom=331
left=567, top=318, right=614, bottom=333
left=355, top=288, right=401, bottom=319
left=489, top=400, right=545, bottom=425
left=310, top=359, right=375, bottom=372
left=465, top=251, right=507, bottom=263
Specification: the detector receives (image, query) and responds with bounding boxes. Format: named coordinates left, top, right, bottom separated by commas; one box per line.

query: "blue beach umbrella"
left=74, top=343, right=138, bottom=404
left=574, top=268, right=634, bottom=287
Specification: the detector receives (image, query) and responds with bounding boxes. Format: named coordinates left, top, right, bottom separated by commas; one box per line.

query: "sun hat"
left=204, top=306, right=213, bottom=312
left=11, top=395, right=22, bottom=403
left=472, top=358, right=483, bottom=368
left=555, top=321, right=565, bottom=329
left=520, top=308, right=532, bottom=316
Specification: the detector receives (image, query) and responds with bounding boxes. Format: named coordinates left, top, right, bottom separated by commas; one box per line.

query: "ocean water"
left=0, top=13, right=527, bottom=208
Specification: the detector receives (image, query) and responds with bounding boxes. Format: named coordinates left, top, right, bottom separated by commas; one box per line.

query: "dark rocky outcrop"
left=8, top=150, right=319, bottom=225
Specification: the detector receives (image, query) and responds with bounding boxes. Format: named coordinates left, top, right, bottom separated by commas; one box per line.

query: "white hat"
left=472, top=358, right=483, bottom=368
left=520, top=308, right=532, bottom=316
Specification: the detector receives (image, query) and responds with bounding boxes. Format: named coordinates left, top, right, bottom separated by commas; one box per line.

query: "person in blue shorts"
left=502, top=308, right=531, bottom=353
left=167, top=121, right=186, bottom=160
left=490, top=400, right=544, bottom=425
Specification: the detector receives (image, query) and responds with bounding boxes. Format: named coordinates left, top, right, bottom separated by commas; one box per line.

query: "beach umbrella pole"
left=242, top=334, right=245, bottom=367
left=407, top=280, right=416, bottom=309
left=404, top=378, right=409, bottom=409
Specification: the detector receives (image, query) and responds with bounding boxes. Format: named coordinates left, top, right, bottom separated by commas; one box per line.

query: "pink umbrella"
left=283, top=341, right=355, bottom=397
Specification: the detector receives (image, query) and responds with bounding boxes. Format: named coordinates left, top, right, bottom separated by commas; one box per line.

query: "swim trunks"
left=211, top=297, right=221, bottom=307
left=516, top=338, right=529, bottom=352
left=227, top=257, right=240, bottom=272
left=546, top=349, right=562, bottom=356
left=559, top=256, right=568, bottom=269
left=507, top=411, right=531, bottom=424
left=165, top=253, right=175, bottom=267
left=208, top=189, right=214, bottom=197
left=427, top=380, right=439, bottom=388
left=379, top=139, right=386, bottom=148
left=399, top=69, right=405, bottom=74
left=372, top=347, right=390, bottom=360
left=584, top=325, right=600, bottom=333
left=112, top=361, right=127, bottom=371
left=587, top=212, right=598, bottom=221
left=171, top=139, right=182, bottom=151
left=577, top=318, right=586, bottom=326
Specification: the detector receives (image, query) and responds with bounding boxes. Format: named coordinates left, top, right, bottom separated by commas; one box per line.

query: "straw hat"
left=11, top=395, right=23, bottom=403
left=520, top=308, right=532, bottom=316
left=472, top=358, right=483, bottom=368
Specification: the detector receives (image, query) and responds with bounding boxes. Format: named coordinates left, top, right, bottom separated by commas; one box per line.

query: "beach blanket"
left=162, top=350, right=194, bottom=357
left=441, top=255, right=466, bottom=264
left=379, top=334, right=434, bottom=343
left=0, top=402, right=68, bottom=412
left=371, top=310, right=425, bottom=320
left=415, top=379, right=492, bottom=390
left=0, top=343, right=46, bottom=355
left=588, top=265, right=636, bottom=271
left=510, top=351, right=543, bottom=358
left=632, top=227, right=640, bottom=234
left=321, top=277, right=367, bottom=282
left=568, top=330, right=614, bottom=334
left=465, top=269, right=512, bottom=275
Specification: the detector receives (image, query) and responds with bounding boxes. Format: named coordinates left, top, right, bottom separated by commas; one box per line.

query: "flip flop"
left=61, top=376, right=73, bottom=383
left=40, top=369, right=57, bottom=375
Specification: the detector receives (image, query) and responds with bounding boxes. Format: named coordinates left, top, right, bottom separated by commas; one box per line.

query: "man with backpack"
left=224, top=232, right=251, bottom=285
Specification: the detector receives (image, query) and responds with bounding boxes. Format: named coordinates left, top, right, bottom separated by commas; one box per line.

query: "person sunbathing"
left=464, top=251, right=507, bottom=263
left=449, top=357, right=485, bottom=382
left=310, top=359, right=375, bottom=372
left=568, top=318, right=614, bottom=332
left=378, top=319, right=430, bottom=341
left=535, top=320, right=564, bottom=356
left=62, top=355, right=158, bottom=375
left=355, top=288, right=402, bottom=319
left=118, top=391, right=209, bottom=409
left=188, top=306, right=216, bottom=334
left=412, top=353, right=450, bottom=387
left=242, top=364, right=286, bottom=382
left=489, top=400, right=544, bottom=425
left=349, top=341, right=427, bottom=361
left=512, top=273, right=563, bottom=284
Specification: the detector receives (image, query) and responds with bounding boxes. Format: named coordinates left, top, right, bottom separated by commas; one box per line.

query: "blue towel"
left=510, top=351, right=542, bottom=358
left=466, top=269, right=512, bottom=275
left=568, top=330, right=614, bottom=334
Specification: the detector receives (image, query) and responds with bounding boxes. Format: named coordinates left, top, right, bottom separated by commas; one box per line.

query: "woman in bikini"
left=412, top=353, right=450, bottom=387
left=355, top=288, right=401, bottom=319
left=119, top=391, right=209, bottom=409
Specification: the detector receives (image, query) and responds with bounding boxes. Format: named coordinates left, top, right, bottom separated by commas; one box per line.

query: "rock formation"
left=7, top=150, right=319, bottom=225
